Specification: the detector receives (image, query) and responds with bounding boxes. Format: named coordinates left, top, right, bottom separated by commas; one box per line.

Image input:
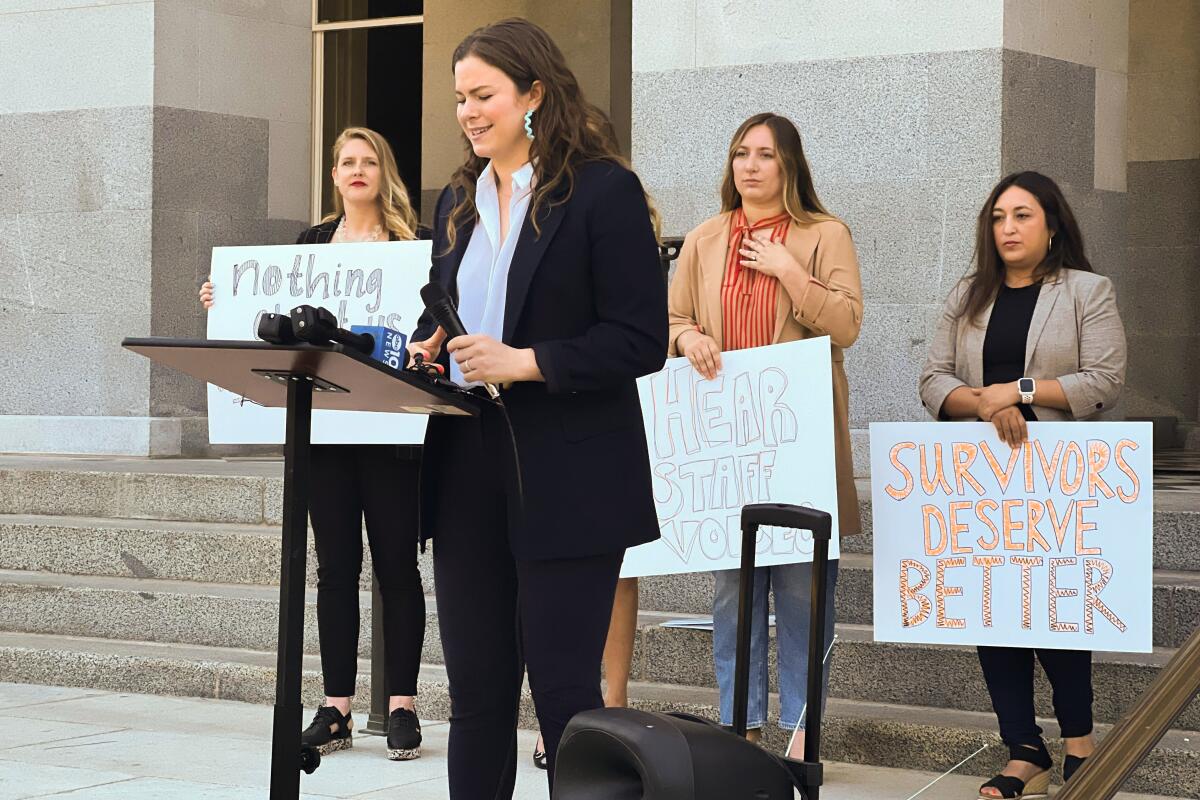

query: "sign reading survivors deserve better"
left=870, top=422, right=1152, bottom=652
left=621, top=338, right=841, bottom=578
left=205, top=241, right=432, bottom=444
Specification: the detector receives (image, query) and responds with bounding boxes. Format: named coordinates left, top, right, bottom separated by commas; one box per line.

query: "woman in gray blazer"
left=919, top=171, right=1126, bottom=799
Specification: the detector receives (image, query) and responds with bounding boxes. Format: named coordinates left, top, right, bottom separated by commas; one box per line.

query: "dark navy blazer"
left=413, top=159, right=668, bottom=560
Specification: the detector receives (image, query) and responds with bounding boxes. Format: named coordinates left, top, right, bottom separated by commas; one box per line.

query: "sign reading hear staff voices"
left=870, top=422, right=1153, bottom=652
left=205, top=241, right=432, bottom=444
left=621, top=338, right=841, bottom=578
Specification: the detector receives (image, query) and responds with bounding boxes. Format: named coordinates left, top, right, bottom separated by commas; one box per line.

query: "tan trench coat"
left=666, top=211, right=864, bottom=535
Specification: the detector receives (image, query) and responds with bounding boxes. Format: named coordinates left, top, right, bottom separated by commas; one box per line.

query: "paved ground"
left=0, top=683, right=1174, bottom=799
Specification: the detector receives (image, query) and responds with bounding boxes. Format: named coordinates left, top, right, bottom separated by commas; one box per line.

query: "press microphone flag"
left=350, top=325, right=409, bottom=370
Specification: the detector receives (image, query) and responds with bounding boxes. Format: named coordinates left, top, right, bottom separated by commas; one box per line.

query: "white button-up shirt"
left=452, top=160, right=536, bottom=386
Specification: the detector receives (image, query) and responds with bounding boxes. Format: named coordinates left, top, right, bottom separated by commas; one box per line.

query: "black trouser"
left=977, top=645, right=1094, bottom=747
left=309, top=444, right=425, bottom=698
left=428, top=412, right=623, bottom=798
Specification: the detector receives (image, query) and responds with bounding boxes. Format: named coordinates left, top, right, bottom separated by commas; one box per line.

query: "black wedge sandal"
left=978, top=740, right=1053, bottom=799
left=1063, top=754, right=1087, bottom=783
left=301, top=705, right=354, bottom=756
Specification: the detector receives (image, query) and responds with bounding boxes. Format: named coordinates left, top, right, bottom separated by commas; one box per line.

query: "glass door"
left=311, top=1, right=423, bottom=222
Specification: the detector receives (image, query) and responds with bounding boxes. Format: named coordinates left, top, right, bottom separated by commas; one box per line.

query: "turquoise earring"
left=524, top=108, right=535, bottom=141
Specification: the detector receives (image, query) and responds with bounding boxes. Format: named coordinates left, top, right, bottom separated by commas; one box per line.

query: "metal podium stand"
left=121, top=338, right=479, bottom=799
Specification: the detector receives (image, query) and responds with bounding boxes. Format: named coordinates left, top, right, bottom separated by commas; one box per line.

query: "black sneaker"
left=387, top=707, right=422, bottom=761
left=301, top=705, right=353, bottom=756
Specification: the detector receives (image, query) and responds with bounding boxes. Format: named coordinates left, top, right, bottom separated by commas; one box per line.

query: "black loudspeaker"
left=555, top=503, right=833, bottom=800
left=554, top=708, right=802, bottom=800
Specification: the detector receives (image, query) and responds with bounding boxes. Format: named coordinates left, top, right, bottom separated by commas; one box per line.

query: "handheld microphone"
left=419, top=282, right=500, bottom=400
left=289, top=305, right=375, bottom=355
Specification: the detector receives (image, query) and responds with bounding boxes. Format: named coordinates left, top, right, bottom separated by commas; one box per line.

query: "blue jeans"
left=712, top=560, right=838, bottom=730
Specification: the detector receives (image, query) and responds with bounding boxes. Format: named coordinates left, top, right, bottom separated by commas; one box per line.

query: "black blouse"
left=982, top=282, right=1041, bottom=422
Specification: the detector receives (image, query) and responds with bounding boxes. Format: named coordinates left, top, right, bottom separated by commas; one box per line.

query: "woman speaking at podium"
left=200, top=127, right=427, bottom=762
left=408, top=18, right=667, bottom=797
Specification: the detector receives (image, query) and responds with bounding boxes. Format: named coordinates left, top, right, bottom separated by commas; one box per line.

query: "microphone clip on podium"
left=122, top=333, right=483, bottom=799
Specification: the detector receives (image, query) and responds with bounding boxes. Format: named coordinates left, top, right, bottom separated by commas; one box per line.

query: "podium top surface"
left=122, top=338, right=477, bottom=416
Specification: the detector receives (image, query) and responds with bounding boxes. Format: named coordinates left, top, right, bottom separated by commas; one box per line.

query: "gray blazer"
left=919, top=269, right=1127, bottom=421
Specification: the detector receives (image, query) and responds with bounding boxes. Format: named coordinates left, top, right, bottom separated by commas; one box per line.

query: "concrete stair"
left=0, top=455, right=1196, bottom=796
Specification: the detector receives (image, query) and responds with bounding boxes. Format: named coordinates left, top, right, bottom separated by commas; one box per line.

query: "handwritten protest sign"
left=871, top=422, right=1152, bottom=652
left=205, top=241, right=431, bottom=444
left=621, top=338, right=840, bottom=578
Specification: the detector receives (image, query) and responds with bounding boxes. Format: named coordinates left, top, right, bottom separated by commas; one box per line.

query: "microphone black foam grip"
left=419, top=282, right=468, bottom=340
left=288, top=305, right=374, bottom=354
left=257, top=312, right=298, bottom=344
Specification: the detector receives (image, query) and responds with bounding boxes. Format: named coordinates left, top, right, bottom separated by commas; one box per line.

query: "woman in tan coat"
left=668, top=112, right=863, bottom=758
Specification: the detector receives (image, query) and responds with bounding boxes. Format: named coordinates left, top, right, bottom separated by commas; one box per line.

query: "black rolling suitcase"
left=555, top=502, right=834, bottom=800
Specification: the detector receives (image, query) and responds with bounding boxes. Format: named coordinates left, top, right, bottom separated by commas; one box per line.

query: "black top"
left=982, top=282, right=1041, bottom=421
left=295, top=217, right=433, bottom=245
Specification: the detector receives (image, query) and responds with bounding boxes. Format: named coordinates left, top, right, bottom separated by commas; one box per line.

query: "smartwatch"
left=1018, top=377, right=1036, bottom=405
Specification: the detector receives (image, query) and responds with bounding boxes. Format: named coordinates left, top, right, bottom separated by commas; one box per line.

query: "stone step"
left=2, top=458, right=1197, bottom=571
left=0, top=457, right=285, bottom=526
left=4, top=514, right=1193, bottom=650
left=629, top=614, right=1200, bottom=731
left=0, top=569, right=1193, bottom=729
left=0, top=514, right=386, bottom=593
left=0, top=631, right=1193, bottom=797
left=0, top=569, right=389, bottom=661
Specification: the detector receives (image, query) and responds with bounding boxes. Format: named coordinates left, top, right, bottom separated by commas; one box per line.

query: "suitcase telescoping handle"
left=732, top=504, right=833, bottom=767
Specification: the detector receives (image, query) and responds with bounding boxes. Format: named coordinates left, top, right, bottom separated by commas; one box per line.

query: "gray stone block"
left=265, top=217, right=309, bottom=246
left=0, top=646, right=224, bottom=701
left=0, top=580, right=340, bottom=657
left=152, top=106, right=269, bottom=216
left=0, top=468, right=269, bottom=523
left=1124, top=332, right=1200, bottom=423
left=638, top=570, right=714, bottom=615
left=0, top=107, right=153, bottom=215
left=1118, top=245, right=1200, bottom=337
left=634, top=50, right=1007, bottom=239
left=264, top=475, right=284, bottom=525
left=1001, top=50, right=1095, bottom=188
left=0, top=304, right=151, bottom=417
left=846, top=303, right=940, bottom=426
left=1059, top=183, right=1130, bottom=281
left=0, top=516, right=386, bottom=591
left=1129, top=158, right=1200, bottom=249
left=1169, top=583, right=1199, bottom=648
left=823, top=173, right=999, bottom=307
left=923, top=49, right=1003, bottom=178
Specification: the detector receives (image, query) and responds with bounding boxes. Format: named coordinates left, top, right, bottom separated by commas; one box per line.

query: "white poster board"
left=870, top=421, right=1153, bottom=652
left=205, top=241, right=431, bottom=444
left=622, top=338, right=840, bottom=578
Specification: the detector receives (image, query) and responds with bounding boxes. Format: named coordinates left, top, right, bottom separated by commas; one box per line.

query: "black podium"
left=121, top=338, right=479, bottom=799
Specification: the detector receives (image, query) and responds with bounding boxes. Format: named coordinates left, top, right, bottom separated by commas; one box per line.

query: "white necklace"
left=333, top=217, right=383, bottom=243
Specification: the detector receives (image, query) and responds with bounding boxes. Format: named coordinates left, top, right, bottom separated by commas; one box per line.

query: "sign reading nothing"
left=205, top=241, right=431, bottom=444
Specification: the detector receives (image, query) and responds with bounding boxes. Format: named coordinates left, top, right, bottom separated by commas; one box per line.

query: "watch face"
left=1019, top=378, right=1034, bottom=393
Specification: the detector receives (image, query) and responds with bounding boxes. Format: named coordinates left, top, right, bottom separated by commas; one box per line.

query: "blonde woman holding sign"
left=919, top=171, right=1126, bottom=798
left=667, top=112, right=863, bottom=759
left=200, top=127, right=428, bottom=762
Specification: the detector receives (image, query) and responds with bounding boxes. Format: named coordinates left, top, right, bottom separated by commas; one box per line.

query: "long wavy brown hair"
left=322, top=127, right=419, bottom=241
left=720, top=113, right=835, bottom=225
left=445, top=18, right=657, bottom=251
left=956, top=171, right=1092, bottom=325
